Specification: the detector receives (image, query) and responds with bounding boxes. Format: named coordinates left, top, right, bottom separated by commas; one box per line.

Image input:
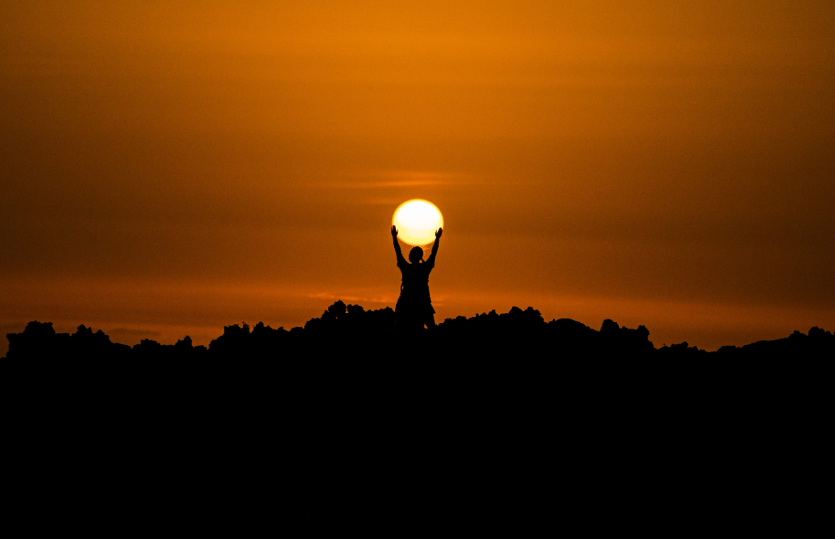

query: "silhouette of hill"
left=3, top=299, right=830, bottom=499
left=3, top=299, right=830, bottom=416
left=5, top=300, right=832, bottom=361
left=4, top=300, right=831, bottom=429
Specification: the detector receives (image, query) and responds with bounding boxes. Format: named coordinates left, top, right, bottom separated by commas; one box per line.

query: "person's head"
left=409, top=246, right=424, bottom=264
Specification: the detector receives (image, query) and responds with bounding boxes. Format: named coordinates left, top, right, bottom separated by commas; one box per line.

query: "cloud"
left=325, top=170, right=470, bottom=189
left=308, top=292, right=395, bottom=304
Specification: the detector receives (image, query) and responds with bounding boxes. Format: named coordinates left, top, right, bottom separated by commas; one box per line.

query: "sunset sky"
left=2, top=1, right=834, bottom=353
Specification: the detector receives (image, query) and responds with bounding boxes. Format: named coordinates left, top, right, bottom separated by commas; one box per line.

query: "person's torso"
left=400, top=263, right=431, bottom=297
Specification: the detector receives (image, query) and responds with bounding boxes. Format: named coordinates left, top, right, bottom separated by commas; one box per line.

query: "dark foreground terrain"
left=4, top=301, right=831, bottom=417
left=3, top=301, right=831, bottom=509
left=6, top=300, right=833, bottom=361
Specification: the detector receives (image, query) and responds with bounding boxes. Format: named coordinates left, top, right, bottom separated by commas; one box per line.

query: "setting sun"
left=392, top=199, right=444, bottom=246
left=2, top=2, right=834, bottom=355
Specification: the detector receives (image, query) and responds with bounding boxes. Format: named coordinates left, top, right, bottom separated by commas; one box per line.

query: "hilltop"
left=5, top=300, right=833, bottom=361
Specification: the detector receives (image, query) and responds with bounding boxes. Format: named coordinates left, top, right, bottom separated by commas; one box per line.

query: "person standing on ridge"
left=391, top=225, right=442, bottom=331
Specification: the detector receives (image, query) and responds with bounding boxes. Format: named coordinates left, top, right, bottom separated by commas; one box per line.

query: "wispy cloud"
left=324, top=170, right=469, bottom=189
left=307, top=291, right=395, bottom=304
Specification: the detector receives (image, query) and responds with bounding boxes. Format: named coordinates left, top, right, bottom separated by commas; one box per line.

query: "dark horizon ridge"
left=4, top=300, right=833, bottom=360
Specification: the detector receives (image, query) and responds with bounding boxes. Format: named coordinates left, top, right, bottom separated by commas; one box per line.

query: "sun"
left=392, top=199, right=444, bottom=246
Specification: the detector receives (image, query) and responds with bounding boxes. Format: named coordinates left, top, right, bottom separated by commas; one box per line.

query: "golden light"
left=392, top=199, right=444, bottom=246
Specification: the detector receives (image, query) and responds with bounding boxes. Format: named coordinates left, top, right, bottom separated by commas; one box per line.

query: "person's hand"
left=436, top=227, right=443, bottom=239
left=391, top=225, right=398, bottom=238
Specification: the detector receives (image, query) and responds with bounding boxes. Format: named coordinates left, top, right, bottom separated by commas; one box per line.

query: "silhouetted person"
left=392, top=225, right=442, bottom=332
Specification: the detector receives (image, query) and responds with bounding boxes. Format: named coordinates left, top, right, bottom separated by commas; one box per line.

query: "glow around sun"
left=392, top=199, right=444, bottom=246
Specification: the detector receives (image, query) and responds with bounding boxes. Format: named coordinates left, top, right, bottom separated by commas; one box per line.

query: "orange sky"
left=2, top=1, right=834, bottom=353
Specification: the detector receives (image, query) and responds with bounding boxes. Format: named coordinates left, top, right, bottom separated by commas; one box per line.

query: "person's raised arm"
left=426, top=227, right=442, bottom=268
left=392, top=225, right=407, bottom=266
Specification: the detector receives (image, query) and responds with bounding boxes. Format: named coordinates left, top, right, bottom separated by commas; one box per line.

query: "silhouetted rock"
left=658, top=341, right=708, bottom=358
left=3, top=302, right=832, bottom=430
left=6, top=321, right=63, bottom=359
left=2, top=300, right=832, bottom=452
left=5, top=303, right=832, bottom=363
